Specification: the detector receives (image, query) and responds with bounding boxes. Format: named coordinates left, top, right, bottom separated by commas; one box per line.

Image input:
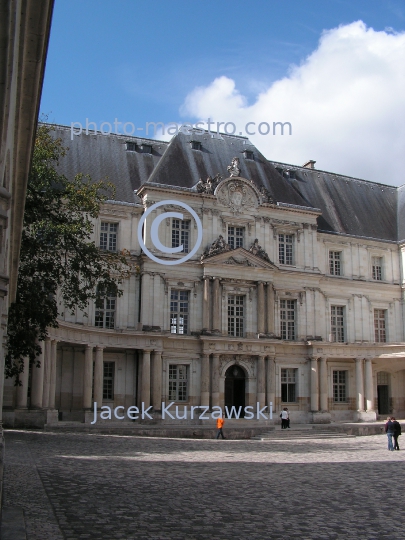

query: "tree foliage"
left=6, top=124, right=130, bottom=381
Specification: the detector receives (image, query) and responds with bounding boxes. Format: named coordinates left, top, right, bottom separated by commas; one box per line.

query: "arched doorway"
left=377, top=371, right=390, bottom=415
left=224, top=365, right=246, bottom=417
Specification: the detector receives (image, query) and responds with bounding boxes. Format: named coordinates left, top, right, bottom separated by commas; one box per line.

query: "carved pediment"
left=201, top=247, right=277, bottom=269
left=224, top=256, right=256, bottom=267
left=215, top=177, right=260, bottom=215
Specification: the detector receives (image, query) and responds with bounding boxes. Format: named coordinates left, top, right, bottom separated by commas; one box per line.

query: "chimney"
left=302, top=160, right=316, bottom=169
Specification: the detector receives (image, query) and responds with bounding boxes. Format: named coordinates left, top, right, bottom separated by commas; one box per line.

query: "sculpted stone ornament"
left=224, top=256, right=255, bottom=267
left=259, top=185, right=276, bottom=204
left=196, top=173, right=222, bottom=194
left=248, top=239, right=272, bottom=264
left=216, top=178, right=259, bottom=215
left=227, top=157, right=241, bottom=177
left=201, top=235, right=232, bottom=260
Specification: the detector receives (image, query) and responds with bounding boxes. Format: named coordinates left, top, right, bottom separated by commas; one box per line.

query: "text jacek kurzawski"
left=90, top=402, right=274, bottom=424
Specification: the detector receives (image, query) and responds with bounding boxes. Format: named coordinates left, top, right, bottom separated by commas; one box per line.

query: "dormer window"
left=140, top=144, right=152, bottom=154
left=190, top=140, right=202, bottom=151
left=126, top=142, right=136, bottom=152
left=243, top=150, right=254, bottom=160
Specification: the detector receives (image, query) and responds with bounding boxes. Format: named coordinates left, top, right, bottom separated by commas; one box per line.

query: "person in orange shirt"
left=215, top=414, right=225, bottom=439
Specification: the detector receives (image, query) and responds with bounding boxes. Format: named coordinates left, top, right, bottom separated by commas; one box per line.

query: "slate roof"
left=50, top=124, right=403, bottom=243
left=50, top=124, right=169, bottom=203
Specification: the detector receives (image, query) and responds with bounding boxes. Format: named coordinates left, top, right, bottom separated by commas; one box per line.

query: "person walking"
left=285, top=408, right=290, bottom=428
left=391, top=417, right=401, bottom=450
left=215, top=414, right=225, bottom=439
left=281, top=408, right=289, bottom=429
left=385, top=417, right=395, bottom=451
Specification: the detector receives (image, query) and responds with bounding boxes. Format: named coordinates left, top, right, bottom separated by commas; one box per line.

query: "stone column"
left=212, top=278, right=221, bottom=332
left=267, top=356, right=276, bottom=410
left=319, top=357, right=328, bottom=411
left=256, top=355, right=265, bottom=408
left=200, top=353, right=210, bottom=407
left=31, top=341, right=45, bottom=408
left=310, top=356, right=319, bottom=412
left=49, top=340, right=58, bottom=409
left=93, top=346, right=104, bottom=406
left=16, top=357, right=30, bottom=409
left=257, top=282, right=265, bottom=334
left=212, top=353, right=220, bottom=408
left=355, top=357, right=365, bottom=412
left=141, top=349, right=151, bottom=408
left=202, top=277, right=210, bottom=331
left=42, top=338, right=52, bottom=408
left=365, top=358, right=374, bottom=412
left=266, top=283, right=274, bottom=334
left=152, top=350, right=162, bottom=411
left=83, top=345, right=94, bottom=410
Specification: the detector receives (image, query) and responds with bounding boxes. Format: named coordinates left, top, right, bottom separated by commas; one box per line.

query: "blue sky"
left=41, top=0, right=405, bottom=185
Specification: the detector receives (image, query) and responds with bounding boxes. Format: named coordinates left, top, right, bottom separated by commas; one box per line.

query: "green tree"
left=6, top=124, right=130, bottom=381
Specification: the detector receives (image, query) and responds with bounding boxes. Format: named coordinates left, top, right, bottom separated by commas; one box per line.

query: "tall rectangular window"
left=372, top=256, right=383, bottom=280
left=228, top=295, right=244, bottom=337
left=280, top=299, right=296, bottom=340
left=172, top=219, right=190, bottom=253
left=100, top=222, right=118, bottom=252
left=281, top=368, right=297, bottom=402
left=329, top=251, right=342, bottom=275
left=374, top=309, right=387, bottom=343
left=279, top=234, right=294, bottom=265
left=95, top=286, right=116, bottom=329
left=228, top=226, right=244, bottom=249
left=170, top=290, right=189, bottom=334
left=333, top=370, right=347, bottom=402
left=331, top=306, right=345, bottom=343
left=169, top=365, right=188, bottom=401
left=103, top=362, right=115, bottom=400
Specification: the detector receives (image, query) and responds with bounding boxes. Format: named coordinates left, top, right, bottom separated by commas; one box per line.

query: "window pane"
left=333, top=370, right=347, bottom=402
left=281, top=368, right=297, bottom=402
left=280, top=300, right=296, bottom=340
left=95, top=285, right=117, bottom=329
left=100, top=222, right=118, bottom=252
left=228, top=226, right=244, bottom=249
left=374, top=309, right=386, bottom=342
left=103, top=362, right=115, bottom=400
left=172, top=219, right=190, bottom=253
left=279, top=234, right=294, bottom=265
left=170, top=290, right=189, bottom=334
left=372, top=257, right=382, bottom=280
left=228, top=295, right=244, bottom=337
left=168, top=365, right=188, bottom=401
left=329, top=251, right=341, bottom=275
left=331, top=306, right=344, bottom=342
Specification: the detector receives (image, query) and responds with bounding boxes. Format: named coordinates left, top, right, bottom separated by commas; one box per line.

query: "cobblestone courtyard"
left=2, top=430, right=405, bottom=539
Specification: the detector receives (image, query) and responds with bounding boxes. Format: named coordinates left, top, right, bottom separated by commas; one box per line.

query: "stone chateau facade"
left=3, top=125, right=405, bottom=427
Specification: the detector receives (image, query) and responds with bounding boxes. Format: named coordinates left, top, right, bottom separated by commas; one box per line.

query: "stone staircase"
left=251, top=425, right=356, bottom=441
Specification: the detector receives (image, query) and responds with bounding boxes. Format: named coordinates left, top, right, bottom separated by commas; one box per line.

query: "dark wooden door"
left=377, top=385, right=389, bottom=415
left=224, top=365, right=245, bottom=417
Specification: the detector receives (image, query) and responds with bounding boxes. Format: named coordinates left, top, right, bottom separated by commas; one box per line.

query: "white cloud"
left=179, top=21, right=405, bottom=186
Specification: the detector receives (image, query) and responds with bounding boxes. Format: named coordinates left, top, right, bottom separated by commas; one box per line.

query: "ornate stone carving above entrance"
left=219, top=355, right=256, bottom=377
left=215, top=177, right=260, bottom=215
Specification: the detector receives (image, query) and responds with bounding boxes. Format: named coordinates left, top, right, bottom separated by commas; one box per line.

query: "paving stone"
left=2, top=430, right=405, bottom=539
